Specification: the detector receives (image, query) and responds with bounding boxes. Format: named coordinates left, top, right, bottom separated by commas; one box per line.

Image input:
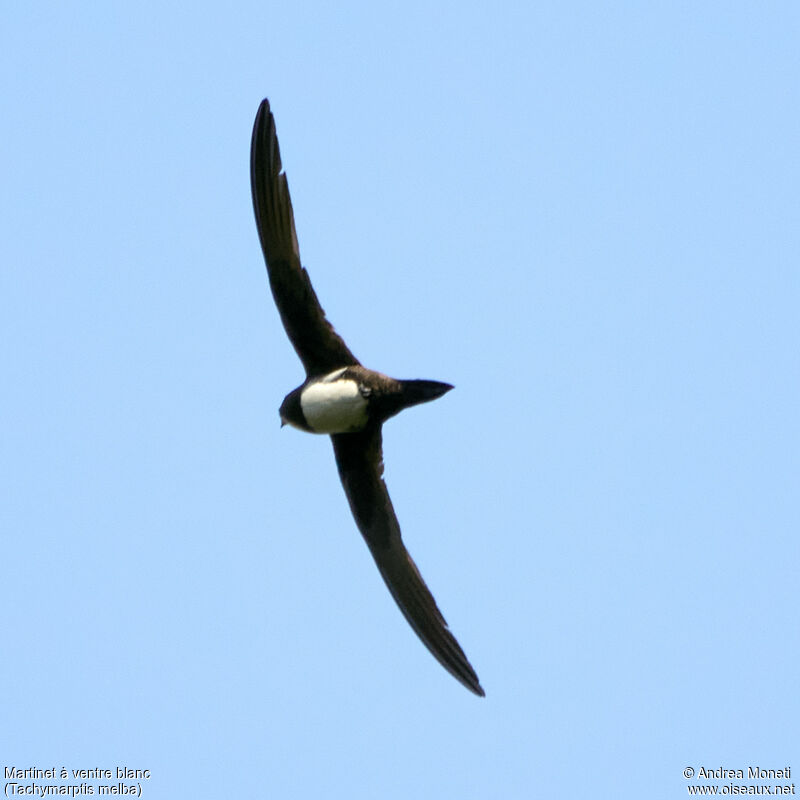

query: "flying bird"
left=250, top=98, right=484, bottom=697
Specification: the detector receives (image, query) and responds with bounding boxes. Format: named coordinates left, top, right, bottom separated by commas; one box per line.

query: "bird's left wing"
left=250, top=99, right=360, bottom=377
left=331, top=427, right=484, bottom=696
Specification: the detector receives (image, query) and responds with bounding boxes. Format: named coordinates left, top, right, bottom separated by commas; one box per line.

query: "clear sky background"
left=2, top=3, right=798, bottom=798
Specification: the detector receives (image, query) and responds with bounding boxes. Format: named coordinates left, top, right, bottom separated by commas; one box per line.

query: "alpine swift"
left=250, top=98, right=484, bottom=696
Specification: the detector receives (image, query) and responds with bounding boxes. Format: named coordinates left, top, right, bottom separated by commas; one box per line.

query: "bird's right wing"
left=331, top=427, right=484, bottom=696
left=250, top=99, right=360, bottom=377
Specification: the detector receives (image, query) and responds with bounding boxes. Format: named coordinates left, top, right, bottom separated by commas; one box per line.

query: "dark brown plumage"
left=250, top=98, right=484, bottom=696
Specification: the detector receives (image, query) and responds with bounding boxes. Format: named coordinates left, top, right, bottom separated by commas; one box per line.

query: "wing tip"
left=250, top=96, right=301, bottom=267
left=447, top=649, right=485, bottom=697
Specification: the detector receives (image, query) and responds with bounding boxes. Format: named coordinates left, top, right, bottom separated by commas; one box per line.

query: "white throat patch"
left=300, top=369, right=368, bottom=433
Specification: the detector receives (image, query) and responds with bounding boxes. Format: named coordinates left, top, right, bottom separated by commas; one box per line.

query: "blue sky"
left=2, top=2, right=798, bottom=798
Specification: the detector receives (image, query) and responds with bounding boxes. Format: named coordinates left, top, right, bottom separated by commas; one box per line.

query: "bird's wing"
left=250, top=98, right=360, bottom=377
left=331, top=427, right=484, bottom=696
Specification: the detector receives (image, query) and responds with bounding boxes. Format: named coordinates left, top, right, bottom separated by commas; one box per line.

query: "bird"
left=250, top=98, right=484, bottom=697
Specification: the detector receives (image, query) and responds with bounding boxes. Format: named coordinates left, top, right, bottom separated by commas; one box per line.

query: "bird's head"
left=279, top=385, right=308, bottom=431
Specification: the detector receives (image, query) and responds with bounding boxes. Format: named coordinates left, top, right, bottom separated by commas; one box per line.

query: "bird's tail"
left=399, top=379, right=454, bottom=406
left=373, top=378, right=453, bottom=423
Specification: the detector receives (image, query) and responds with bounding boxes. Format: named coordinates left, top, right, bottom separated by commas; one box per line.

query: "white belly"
left=300, top=371, right=368, bottom=433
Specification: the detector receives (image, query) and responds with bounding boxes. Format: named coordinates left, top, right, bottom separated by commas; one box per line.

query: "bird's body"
left=250, top=98, right=484, bottom=696
left=281, top=366, right=454, bottom=435
left=282, top=368, right=370, bottom=434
